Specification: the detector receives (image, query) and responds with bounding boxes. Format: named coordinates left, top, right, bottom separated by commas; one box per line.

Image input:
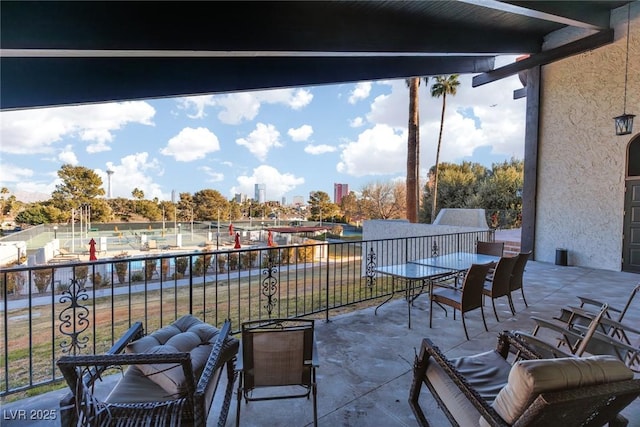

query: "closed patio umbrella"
left=234, top=232, right=241, bottom=249
left=89, top=238, right=97, bottom=261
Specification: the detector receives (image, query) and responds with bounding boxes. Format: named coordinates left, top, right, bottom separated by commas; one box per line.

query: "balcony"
left=1, top=233, right=639, bottom=426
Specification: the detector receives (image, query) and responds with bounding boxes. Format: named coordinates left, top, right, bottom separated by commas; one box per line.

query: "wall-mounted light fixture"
left=615, top=3, right=635, bottom=136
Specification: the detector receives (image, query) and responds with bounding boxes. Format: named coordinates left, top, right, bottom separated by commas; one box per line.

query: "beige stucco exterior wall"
left=536, top=3, right=639, bottom=271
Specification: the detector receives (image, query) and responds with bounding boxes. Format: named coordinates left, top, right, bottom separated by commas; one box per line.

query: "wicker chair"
left=409, top=331, right=640, bottom=427
left=476, top=241, right=504, bottom=257
left=430, top=263, right=492, bottom=340
left=482, top=256, right=517, bottom=322
left=236, top=318, right=318, bottom=427
left=507, top=250, right=531, bottom=311
left=57, top=316, right=239, bottom=427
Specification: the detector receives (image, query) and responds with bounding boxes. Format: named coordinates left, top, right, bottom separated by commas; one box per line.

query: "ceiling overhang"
left=0, top=1, right=628, bottom=111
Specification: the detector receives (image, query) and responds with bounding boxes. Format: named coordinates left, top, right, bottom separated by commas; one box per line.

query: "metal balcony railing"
left=0, top=230, right=493, bottom=396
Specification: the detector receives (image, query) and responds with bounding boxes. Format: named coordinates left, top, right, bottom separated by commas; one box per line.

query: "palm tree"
left=406, top=77, right=428, bottom=223
left=429, top=74, right=460, bottom=222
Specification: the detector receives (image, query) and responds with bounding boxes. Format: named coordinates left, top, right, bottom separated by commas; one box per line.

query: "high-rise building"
left=255, top=184, right=266, bottom=204
left=234, top=193, right=247, bottom=203
left=334, top=183, right=349, bottom=205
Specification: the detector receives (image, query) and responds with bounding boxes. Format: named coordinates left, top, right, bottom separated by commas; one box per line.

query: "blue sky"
left=0, top=56, right=526, bottom=204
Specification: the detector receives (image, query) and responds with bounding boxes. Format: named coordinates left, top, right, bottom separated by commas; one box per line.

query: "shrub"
left=33, top=269, right=53, bottom=293
left=216, top=254, right=226, bottom=273
left=161, top=259, right=170, bottom=279
left=131, top=272, right=144, bottom=282
left=114, top=252, right=129, bottom=284
left=144, top=259, right=157, bottom=280
left=240, top=251, right=258, bottom=269
left=228, top=253, right=239, bottom=270
left=75, top=265, right=89, bottom=286
left=175, top=257, right=189, bottom=275
left=1, top=272, right=24, bottom=295
left=194, top=252, right=212, bottom=275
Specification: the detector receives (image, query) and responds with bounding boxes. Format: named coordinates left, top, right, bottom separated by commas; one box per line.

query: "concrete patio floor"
left=2, top=260, right=639, bottom=426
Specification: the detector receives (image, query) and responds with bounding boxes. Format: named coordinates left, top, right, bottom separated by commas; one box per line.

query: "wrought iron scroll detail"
left=59, top=278, right=90, bottom=355
left=366, top=247, right=377, bottom=290
left=431, top=241, right=439, bottom=257
left=262, top=261, right=278, bottom=317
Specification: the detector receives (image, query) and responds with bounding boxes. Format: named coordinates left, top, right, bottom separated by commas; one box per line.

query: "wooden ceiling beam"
left=472, top=29, right=614, bottom=87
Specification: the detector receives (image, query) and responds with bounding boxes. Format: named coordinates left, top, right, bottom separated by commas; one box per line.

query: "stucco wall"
left=536, top=4, right=639, bottom=271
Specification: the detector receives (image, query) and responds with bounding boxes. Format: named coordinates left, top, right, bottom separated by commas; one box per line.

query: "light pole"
left=216, top=209, right=220, bottom=250
left=53, top=225, right=58, bottom=239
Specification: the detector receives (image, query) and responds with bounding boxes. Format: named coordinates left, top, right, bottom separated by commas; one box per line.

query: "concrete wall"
left=362, top=219, right=491, bottom=269
left=535, top=3, right=639, bottom=270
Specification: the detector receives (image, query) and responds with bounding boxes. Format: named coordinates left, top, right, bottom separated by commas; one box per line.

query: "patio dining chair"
left=482, top=255, right=517, bottom=322
left=430, top=263, right=492, bottom=340
left=508, top=250, right=532, bottom=312
left=236, top=318, right=319, bottom=427
left=476, top=240, right=504, bottom=257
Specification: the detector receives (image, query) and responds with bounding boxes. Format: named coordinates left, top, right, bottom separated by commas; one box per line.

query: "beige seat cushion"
left=425, top=350, right=512, bottom=426
left=124, top=315, right=224, bottom=397
left=487, top=355, right=633, bottom=425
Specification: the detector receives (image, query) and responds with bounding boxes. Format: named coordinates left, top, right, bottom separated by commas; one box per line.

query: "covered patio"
left=4, top=259, right=638, bottom=426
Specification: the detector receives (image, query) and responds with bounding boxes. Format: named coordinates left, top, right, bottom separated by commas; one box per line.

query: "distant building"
left=171, top=189, right=176, bottom=204
left=281, top=196, right=286, bottom=206
left=334, top=183, right=349, bottom=205
left=234, top=193, right=247, bottom=203
left=255, top=184, right=266, bottom=204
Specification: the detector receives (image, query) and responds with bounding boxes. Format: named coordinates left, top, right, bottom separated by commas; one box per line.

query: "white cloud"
left=0, top=163, right=34, bottom=184
left=363, top=73, right=526, bottom=172
left=349, top=116, right=365, bottom=128
left=198, top=166, right=225, bottom=183
left=305, top=144, right=337, bottom=155
left=288, top=125, right=314, bottom=141
left=103, top=153, right=165, bottom=200
left=0, top=101, right=155, bottom=154
left=337, top=124, right=406, bottom=177
left=177, top=95, right=216, bottom=119
left=236, top=123, right=282, bottom=162
left=161, top=127, right=221, bottom=162
left=197, top=88, right=314, bottom=125
left=348, top=82, right=372, bottom=104
left=58, top=145, right=78, bottom=165
left=231, top=165, right=304, bottom=200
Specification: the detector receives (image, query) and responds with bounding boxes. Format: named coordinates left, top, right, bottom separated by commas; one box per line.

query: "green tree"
left=15, top=204, right=50, bottom=224
left=131, top=188, right=144, bottom=200
left=308, top=191, right=339, bottom=222
left=429, top=75, right=460, bottom=222
left=0, top=187, right=10, bottom=218
left=51, top=165, right=105, bottom=211
left=406, top=77, right=428, bottom=223
left=192, top=189, right=229, bottom=221
left=421, top=162, right=487, bottom=222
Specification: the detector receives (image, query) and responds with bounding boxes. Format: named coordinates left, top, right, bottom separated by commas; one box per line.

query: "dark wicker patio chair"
left=57, top=316, right=238, bottom=427
left=430, top=263, right=492, bottom=340
left=409, top=330, right=640, bottom=427
left=236, top=318, right=318, bottom=427
left=476, top=241, right=504, bottom=257
left=482, top=255, right=517, bottom=322
left=507, top=250, right=531, bottom=311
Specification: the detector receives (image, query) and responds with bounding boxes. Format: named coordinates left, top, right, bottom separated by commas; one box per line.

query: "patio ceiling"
left=0, top=0, right=628, bottom=110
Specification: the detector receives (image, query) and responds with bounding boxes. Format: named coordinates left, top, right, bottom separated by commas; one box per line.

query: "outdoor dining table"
left=373, top=263, right=455, bottom=328
left=410, top=251, right=500, bottom=272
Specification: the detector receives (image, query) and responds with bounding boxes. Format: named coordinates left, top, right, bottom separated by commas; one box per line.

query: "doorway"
left=623, top=134, right=640, bottom=272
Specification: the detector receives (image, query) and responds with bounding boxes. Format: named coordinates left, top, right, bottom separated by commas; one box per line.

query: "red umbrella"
left=229, top=223, right=234, bottom=236
left=88, top=238, right=97, bottom=261
left=267, top=230, right=275, bottom=247
left=234, top=232, right=241, bottom=249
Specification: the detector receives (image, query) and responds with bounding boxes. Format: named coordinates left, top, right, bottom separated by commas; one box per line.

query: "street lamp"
left=53, top=225, right=58, bottom=239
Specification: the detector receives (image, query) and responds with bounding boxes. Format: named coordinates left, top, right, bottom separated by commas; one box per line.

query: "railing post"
left=325, top=243, right=330, bottom=323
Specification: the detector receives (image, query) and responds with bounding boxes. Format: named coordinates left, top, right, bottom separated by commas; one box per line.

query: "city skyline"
left=0, top=56, right=526, bottom=204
